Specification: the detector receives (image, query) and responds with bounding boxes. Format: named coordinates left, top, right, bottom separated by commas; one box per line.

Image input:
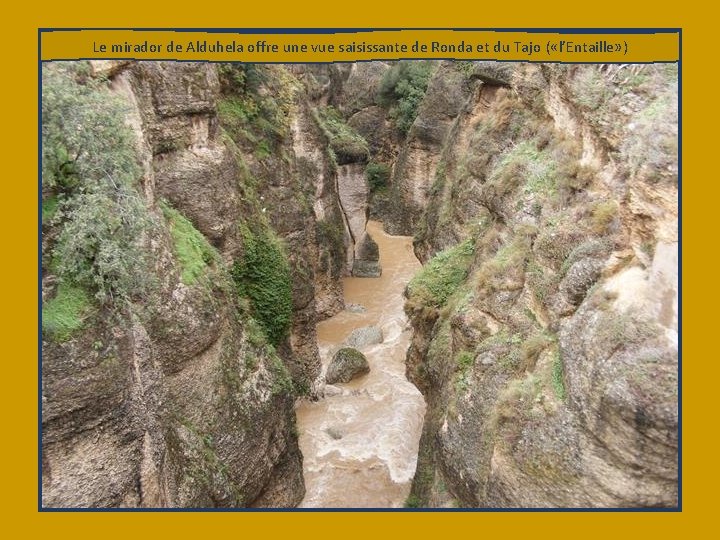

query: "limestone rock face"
left=115, top=62, right=242, bottom=257
left=42, top=62, right=309, bottom=508
left=352, top=233, right=382, bottom=277
left=385, top=62, right=476, bottom=235
left=325, top=348, right=371, bottom=384
left=336, top=163, right=381, bottom=277
left=403, top=63, right=678, bottom=508
left=348, top=105, right=396, bottom=164
left=470, top=61, right=513, bottom=87
left=290, top=102, right=346, bottom=320
left=330, top=61, right=390, bottom=116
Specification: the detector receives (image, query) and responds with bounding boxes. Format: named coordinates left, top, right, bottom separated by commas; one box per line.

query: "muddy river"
left=295, top=220, right=425, bottom=508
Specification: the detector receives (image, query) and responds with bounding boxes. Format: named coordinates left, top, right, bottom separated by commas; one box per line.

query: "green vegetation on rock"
left=378, top=60, right=434, bottom=134
left=407, top=239, right=475, bottom=308
left=42, top=196, right=59, bottom=225
left=232, top=225, right=293, bottom=346
left=42, top=63, right=139, bottom=193
left=326, top=347, right=370, bottom=385
left=455, top=350, right=475, bottom=393
left=316, top=218, right=345, bottom=274
left=217, top=63, right=296, bottom=154
left=161, top=201, right=218, bottom=286
left=404, top=494, right=422, bottom=508
left=590, top=200, right=618, bottom=235
left=315, top=106, right=369, bottom=164
left=269, top=353, right=294, bottom=395
left=365, top=161, right=391, bottom=192
left=551, top=350, right=567, bottom=401
left=42, top=282, right=93, bottom=340
left=42, top=62, right=153, bottom=305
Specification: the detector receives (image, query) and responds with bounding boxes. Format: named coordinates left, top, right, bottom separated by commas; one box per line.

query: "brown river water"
left=295, top=220, right=426, bottom=508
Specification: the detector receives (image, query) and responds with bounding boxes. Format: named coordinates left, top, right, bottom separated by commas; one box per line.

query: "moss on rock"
left=406, top=239, right=475, bottom=308
left=326, top=347, right=370, bottom=384
left=161, top=201, right=219, bottom=286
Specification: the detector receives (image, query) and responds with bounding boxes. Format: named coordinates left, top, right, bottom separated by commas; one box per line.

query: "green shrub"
left=217, top=96, right=259, bottom=139
left=255, top=140, right=272, bottom=160
left=315, top=106, right=369, bottom=164
left=407, top=239, right=475, bottom=308
left=484, top=140, right=558, bottom=200
left=42, top=282, right=93, bottom=340
left=590, top=200, right=618, bottom=235
left=42, top=62, right=153, bottom=304
left=218, top=63, right=265, bottom=94
left=232, top=226, right=293, bottom=346
left=404, top=494, right=422, bottom=508
left=365, top=161, right=391, bottom=192
left=526, top=261, right=559, bottom=303
left=42, top=63, right=139, bottom=193
left=456, top=350, right=475, bottom=370
left=54, top=189, right=153, bottom=303
left=475, top=234, right=531, bottom=291
left=42, top=196, right=59, bottom=225
left=570, top=67, right=612, bottom=111
left=269, top=353, right=294, bottom=395
left=454, top=350, right=476, bottom=393
left=378, top=61, right=434, bottom=134
left=492, top=373, right=542, bottom=430
left=161, top=202, right=218, bottom=285
left=217, top=64, right=290, bottom=150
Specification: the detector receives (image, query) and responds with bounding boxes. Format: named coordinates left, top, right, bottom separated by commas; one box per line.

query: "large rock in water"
left=352, top=232, right=382, bottom=277
left=344, top=326, right=384, bottom=348
left=326, top=348, right=370, bottom=384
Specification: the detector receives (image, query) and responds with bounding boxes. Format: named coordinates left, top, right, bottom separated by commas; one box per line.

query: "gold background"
left=3, top=1, right=703, bottom=537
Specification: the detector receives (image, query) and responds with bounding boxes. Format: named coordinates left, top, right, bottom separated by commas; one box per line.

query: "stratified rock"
left=559, top=258, right=604, bottom=306
left=386, top=62, right=475, bottom=235
left=42, top=62, right=308, bottom=509
left=403, top=63, right=678, bottom=508
left=325, top=348, right=370, bottom=384
left=469, top=61, right=513, bottom=87
left=330, top=62, right=390, bottom=116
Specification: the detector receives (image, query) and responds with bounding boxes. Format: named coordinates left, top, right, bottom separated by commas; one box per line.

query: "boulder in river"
left=325, top=347, right=370, bottom=384
left=352, top=232, right=382, bottom=277
left=344, top=326, right=384, bottom=348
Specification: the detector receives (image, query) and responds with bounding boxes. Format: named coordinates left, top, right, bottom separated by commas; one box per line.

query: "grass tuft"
left=42, top=282, right=93, bottom=340
left=407, top=239, right=475, bottom=308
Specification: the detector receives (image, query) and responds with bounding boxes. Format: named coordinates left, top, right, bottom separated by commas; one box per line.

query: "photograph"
left=40, top=58, right=679, bottom=509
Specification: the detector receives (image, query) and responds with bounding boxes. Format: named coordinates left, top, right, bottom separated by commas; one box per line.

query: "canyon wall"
left=41, top=61, right=371, bottom=507
left=398, top=62, right=678, bottom=507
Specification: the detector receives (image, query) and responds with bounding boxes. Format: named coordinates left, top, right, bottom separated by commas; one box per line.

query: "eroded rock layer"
left=399, top=63, right=678, bottom=508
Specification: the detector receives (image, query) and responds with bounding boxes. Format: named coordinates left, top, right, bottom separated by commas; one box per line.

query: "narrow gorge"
left=41, top=60, right=678, bottom=508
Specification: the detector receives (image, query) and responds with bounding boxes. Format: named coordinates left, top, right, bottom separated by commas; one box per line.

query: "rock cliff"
left=398, top=62, right=678, bottom=508
left=41, top=61, right=366, bottom=507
